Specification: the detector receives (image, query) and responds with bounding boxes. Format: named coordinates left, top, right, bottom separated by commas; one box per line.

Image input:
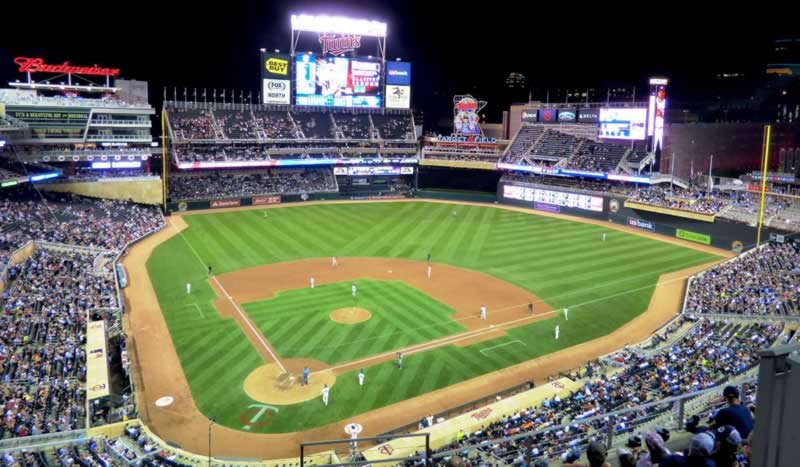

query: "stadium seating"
left=685, top=241, right=799, bottom=316
left=334, top=114, right=373, bottom=139
left=568, top=141, right=628, bottom=172
left=168, top=168, right=337, bottom=200
left=291, top=111, right=335, bottom=139
left=503, top=125, right=545, bottom=164
left=629, top=186, right=730, bottom=215
left=253, top=110, right=298, bottom=139
left=372, top=113, right=414, bottom=140
left=168, top=109, right=217, bottom=140
left=214, top=109, right=260, bottom=139
left=0, top=187, right=164, bottom=439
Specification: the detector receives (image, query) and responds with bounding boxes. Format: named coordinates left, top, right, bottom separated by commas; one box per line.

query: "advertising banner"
left=557, top=108, right=577, bottom=122
left=87, top=321, right=110, bottom=400
left=627, top=217, right=655, bottom=231
left=385, top=85, right=411, bottom=108
left=538, top=108, right=558, bottom=123
left=210, top=199, right=242, bottom=209
left=578, top=108, right=599, bottom=123
left=252, top=196, right=281, bottom=205
left=262, top=79, right=291, bottom=104
left=386, top=61, right=411, bottom=85
left=675, top=228, right=711, bottom=245
left=521, top=110, right=538, bottom=123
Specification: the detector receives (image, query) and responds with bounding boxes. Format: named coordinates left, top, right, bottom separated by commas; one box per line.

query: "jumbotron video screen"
left=295, top=54, right=382, bottom=107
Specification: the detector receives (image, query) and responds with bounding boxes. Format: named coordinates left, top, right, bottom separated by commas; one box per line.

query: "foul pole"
left=755, top=124, right=772, bottom=247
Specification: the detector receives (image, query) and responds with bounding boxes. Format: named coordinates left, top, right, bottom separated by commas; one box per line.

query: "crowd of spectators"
left=685, top=241, right=799, bottom=316
left=168, top=168, right=337, bottom=200
left=567, top=143, right=628, bottom=172
left=254, top=111, right=297, bottom=139
left=168, top=109, right=217, bottom=140
left=629, top=186, right=730, bottom=215
left=409, top=318, right=780, bottom=465
left=335, top=114, right=373, bottom=139
left=372, top=113, right=414, bottom=140
left=0, top=187, right=163, bottom=440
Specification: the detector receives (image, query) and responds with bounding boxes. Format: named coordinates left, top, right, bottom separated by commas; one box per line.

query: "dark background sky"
left=1, top=1, right=797, bottom=126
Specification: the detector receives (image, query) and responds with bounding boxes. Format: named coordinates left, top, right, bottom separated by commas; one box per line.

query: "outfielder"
left=564, top=308, right=569, bottom=320
left=186, top=282, right=191, bottom=295
left=480, top=304, right=487, bottom=320
left=322, top=384, right=330, bottom=406
left=352, top=284, right=357, bottom=297
left=358, top=369, right=365, bottom=386
left=397, top=352, right=404, bottom=369
left=207, top=265, right=212, bottom=277
left=310, top=276, right=315, bottom=289
left=602, top=233, right=607, bottom=241
left=332, top=256, right=338, bottom=268
left=555, top=325, right=560, bottom=340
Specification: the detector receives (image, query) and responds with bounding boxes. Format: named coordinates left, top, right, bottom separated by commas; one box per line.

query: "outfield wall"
left=496, top=181, right=784, bottom=252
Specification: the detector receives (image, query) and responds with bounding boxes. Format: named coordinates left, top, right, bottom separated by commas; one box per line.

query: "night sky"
left=1, top=1, right=797, bottom=126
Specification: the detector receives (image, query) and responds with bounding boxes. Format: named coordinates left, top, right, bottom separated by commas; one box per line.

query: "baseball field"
left=140, top=200, right=722, bottom=436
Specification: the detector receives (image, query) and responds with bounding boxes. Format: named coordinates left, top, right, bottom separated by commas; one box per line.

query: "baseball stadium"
left=1, top=14, right=799, bottom=467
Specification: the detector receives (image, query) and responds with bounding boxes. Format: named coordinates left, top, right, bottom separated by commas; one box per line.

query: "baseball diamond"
left=137, top=200, right=723, bottom=438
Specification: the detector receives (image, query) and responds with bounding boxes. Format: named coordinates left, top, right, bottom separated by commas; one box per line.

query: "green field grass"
left=242, top=279, right=465, bottom=364
left=146, top=201, right=720, bottom=432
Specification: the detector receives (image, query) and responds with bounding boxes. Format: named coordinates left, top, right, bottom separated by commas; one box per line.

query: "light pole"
left=208, top=416, right=216, bottom=466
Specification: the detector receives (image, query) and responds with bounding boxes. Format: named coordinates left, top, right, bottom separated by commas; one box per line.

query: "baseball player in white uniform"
left=358, top=369, right=365, bottom=386
left=564, top=308, right=569, bottom=320
left=427, top=265, right=432, bottom=279
left=332, top=256, right=338, bottom=268
left=310, top=276, right=315, bottom=289
left=186, top=282, right=191, bottom=295
left=555, top=325, right=560, bottom=340
left=322, top=384, right=330, bottom=406
left=352, top=284, right=357, bottom=297
left=602, top=233, right=607, bottom=241
left=480, top=304, right=487, bottom=320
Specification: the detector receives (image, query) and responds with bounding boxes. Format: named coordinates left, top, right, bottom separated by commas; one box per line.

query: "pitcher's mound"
left=330, top=307, right=371, bottom=324
left=243, top=359, right=335, bottom=405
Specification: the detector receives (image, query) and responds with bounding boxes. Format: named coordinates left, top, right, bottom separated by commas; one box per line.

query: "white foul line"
left=172, top=222, right=287, bottom=373
left=479, top=339, right=526, bottom=355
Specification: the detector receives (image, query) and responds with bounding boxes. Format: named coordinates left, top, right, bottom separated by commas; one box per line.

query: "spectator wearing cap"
left=661, top=432, right=716, bottom=467
left=636, top=431, right=670, bottom=466
left=714, top=386, right=754, bottom=440
left=618, top=449, right=637, bottom=467
left=562, top=448, right=581, bottom=465
left=564, top=442, right=609, bottom=467
left=713, top=425, right=744, bottom=467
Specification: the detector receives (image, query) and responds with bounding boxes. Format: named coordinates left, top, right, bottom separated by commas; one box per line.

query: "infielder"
left=332, top=256, right=338, bottom=268
left=397, top=352, right=404, bottom=369
left=186, top=282, right=191, bottom=295
left=480, top=304, right=487, bottom=320
left=352, top=284, right=357, bottom=297
left=427, top=265, right=432, bottom=279
left=564, top=308, right=569, bottom=320
left=310, top=276, right=315, bottom=289
left=303, top=366, right=309, bottom=386
left=528, top=303, right=534, bottom=315
left=207, top=265, right=212, bottom=277
left=321, top=384, right=330, bottom=406
left=427, top=252, right=432, bottom=263
left=358, top=369, right=365, bottom=386
left=555, top=325, right=560, bottom=340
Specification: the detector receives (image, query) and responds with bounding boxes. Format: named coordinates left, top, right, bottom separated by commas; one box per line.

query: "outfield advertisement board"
left=252, top=196, right=282, bottom=205
left=627, top=217, right=655, bottom=231
left=210, top=199, right=242, bottom=209
left=675, top=228, right=711, bottom=245
left=502, top=184, right=603, bottom=212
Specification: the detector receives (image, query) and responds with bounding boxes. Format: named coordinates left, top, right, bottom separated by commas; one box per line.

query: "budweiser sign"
left=318, top=34, right=362, bottom=56
left=14, top=57, right=121, bottom=77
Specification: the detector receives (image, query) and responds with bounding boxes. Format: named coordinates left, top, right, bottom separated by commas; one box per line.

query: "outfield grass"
left=243, top=279, right=465, bottom=364
left=146, top=201, right=720, bottom=432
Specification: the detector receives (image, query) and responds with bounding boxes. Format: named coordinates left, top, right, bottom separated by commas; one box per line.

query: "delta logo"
left=265, top=58, right=288, bottom=75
